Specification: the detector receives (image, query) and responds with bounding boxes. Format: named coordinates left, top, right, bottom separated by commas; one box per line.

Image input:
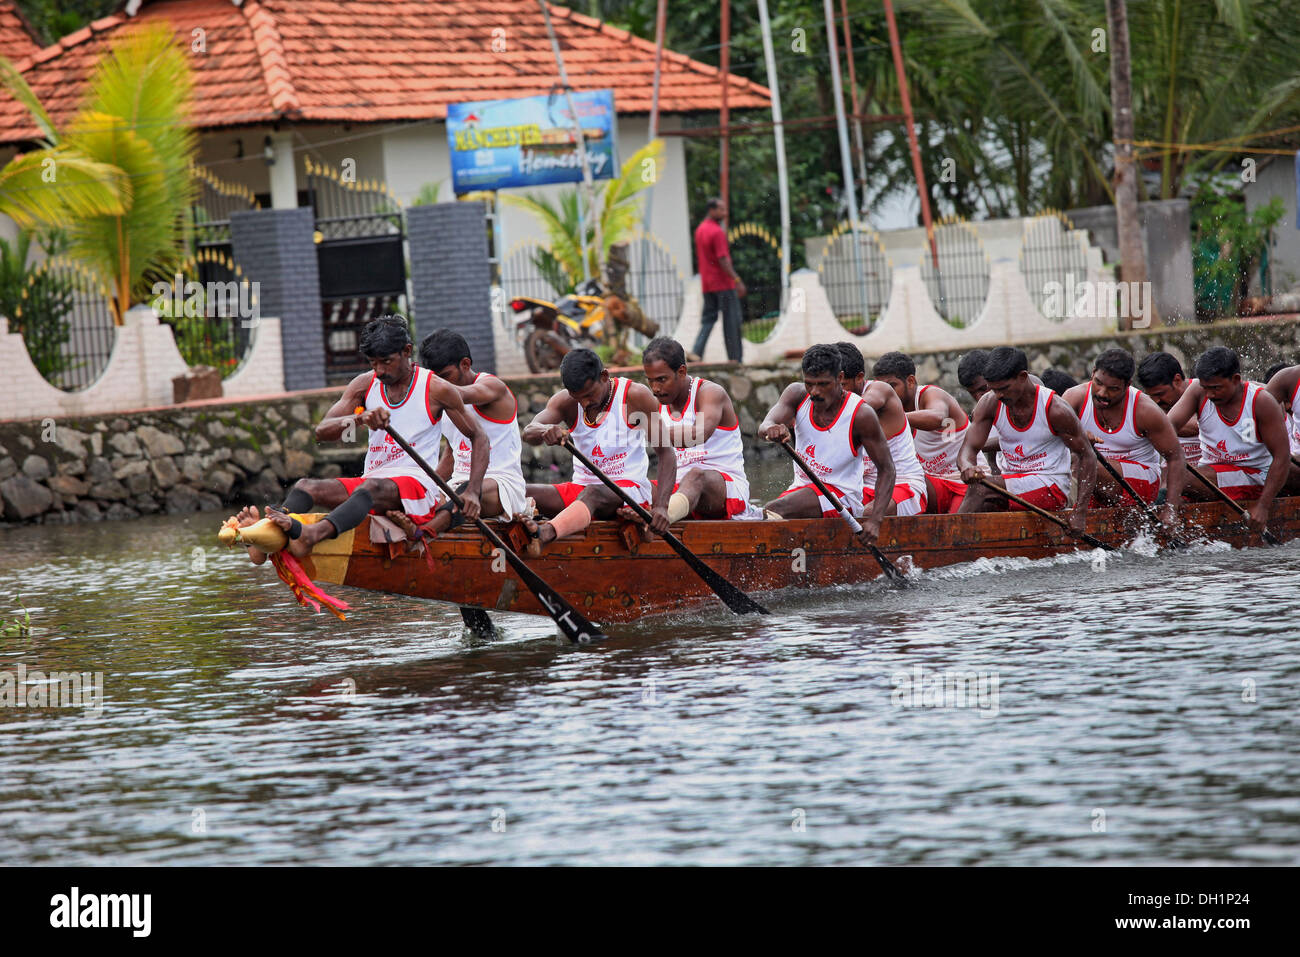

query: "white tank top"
left=570, top=377, right=650, bottom=487
left=791, top=391, right=866, bottom=502
left=1287, top=376, right=1300, bottom=457
left=910, top=384, right=970, bottom=482
left=1081, top=385, right=1161, bottom=471
left=1180, top=432, right=1203, bottom=466
left=994, top=384, right=1072, bottom=479
left=441, top=372, right=524, bottom=484
left=660, top=376, right=748, bottom=480
left=1198, top=380, right=1273, bottom=470
left=362, top=368, right=442, bottom=477
left=860, top=381, right=927, bottom=490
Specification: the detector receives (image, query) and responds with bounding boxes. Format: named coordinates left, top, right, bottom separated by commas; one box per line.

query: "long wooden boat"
left=303, top=498, right=1299, bottom=625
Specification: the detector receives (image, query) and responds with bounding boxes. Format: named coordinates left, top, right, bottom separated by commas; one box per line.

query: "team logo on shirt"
left=804, top=444, right=816, bottom=460
left=458, top=439, right=470, bottom=452
left=1013, top=444, right=1024, bottom=458
left=593, top=444, right=604, bottom=458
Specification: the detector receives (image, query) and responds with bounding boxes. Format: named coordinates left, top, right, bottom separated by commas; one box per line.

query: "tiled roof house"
left=0, top=1, right=40, bottom=65
left=0, top=0, right=770, bottom=272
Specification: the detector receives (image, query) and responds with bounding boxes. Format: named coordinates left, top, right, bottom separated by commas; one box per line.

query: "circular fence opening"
left=817, top=223, right=891, bottom=334
left=919, top=220, right=990, bottom=327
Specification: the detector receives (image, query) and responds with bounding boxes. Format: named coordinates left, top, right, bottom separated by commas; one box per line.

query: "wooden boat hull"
left=305, top=499, right=1299, bottom=625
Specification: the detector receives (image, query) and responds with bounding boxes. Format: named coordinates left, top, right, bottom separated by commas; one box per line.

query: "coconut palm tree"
left=0, top=57, right=127, bottom=232
left=59, top=23, right=198, bottom=323
left=502, top=139, right=666, bottom=291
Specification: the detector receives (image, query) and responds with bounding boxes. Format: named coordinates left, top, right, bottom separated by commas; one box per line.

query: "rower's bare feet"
left=518, top=514, right=557, bottom=553
left=386, top=509, right=419, bottom=536
left=265, top=508, right=315, bottom=558
left=236, top=506, right=268, bottom=565
left=616, top=504, right=646, bottom=525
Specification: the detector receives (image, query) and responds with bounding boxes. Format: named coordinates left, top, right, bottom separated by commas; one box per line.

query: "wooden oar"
left=561, top=437, right=769, bottom=615
left=975, top=475, right=1116, bottom=551
left=1184, top=464, right=1281, bottom=546
left=778, top=440, right=909, bottom=586
left=1089, top=446, right=1189, bottom=549
left=383, top=424, right=607, bottom=645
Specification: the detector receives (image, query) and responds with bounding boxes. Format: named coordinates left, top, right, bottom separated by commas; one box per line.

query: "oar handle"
left=1184, top=463, right=1280, bottom=545
left=778, top=439, right=863, bottom=533
left=976, top=475, right=1115, bottom=551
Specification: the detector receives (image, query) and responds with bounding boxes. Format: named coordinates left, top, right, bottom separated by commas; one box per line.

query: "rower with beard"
left=872, top=350, right=979, bottom=513
left=758, top=344, right=896, bottom=546
left=840, top=344, right=928, bottom=516
left=630, top=336, right=759, bottom=522
left=957, top=346, right=1098, bottom=533
left=1136, top=352, right=1202, bottom=466
left=238, top=315, right=488, bottom=561
left=1168, top=347, right=1292, bottom=531
left=407, top=329, right=528, bottom=535
left=1061, top=348, right=1186, bottom=521
left=521, top=348, right=675, bottom=543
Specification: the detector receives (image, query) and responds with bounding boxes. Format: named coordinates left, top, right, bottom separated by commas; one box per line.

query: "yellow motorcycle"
left=510, top=276, right=657, bottom=373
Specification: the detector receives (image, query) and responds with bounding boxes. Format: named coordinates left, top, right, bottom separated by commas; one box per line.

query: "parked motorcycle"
left=510, top=245, right=658, bottom=373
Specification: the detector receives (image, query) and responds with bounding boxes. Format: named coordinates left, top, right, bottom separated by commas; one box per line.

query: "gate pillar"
left=407, top=202, right=497, bottom=373
left=231, top=208, right=326, bottom=392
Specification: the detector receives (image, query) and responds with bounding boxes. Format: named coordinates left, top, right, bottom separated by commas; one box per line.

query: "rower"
left=957, top=346, right=1098, bottom=532
left=1264, top=362, right=1300, bottom=467
left=1136, top=351, right=1202, bottom=466
left=1041, top=368, right=1078, bottom=396
left=244, top=315, right=488, bottom=560
left=1168, top=346, right=1292, bottom=531
left=842, top=344, right=927, bottom=516
left=409, top=329, right=528, bottom=534
left=1061, top=348, right=1186, bottom=519
left=758, top=343, right=896, bottom=546
left=635, top=336, right=759, bottom=521
left=957, top=349, right=993, bottom=405
left=872, top=350, right=977, bottom=514
left=521, top=348, right=675, bottom=542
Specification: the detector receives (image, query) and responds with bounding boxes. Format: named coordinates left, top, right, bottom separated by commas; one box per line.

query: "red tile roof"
left=0, top=0, right=40, bottom=65
left=0, top=0, right=769, bottom=144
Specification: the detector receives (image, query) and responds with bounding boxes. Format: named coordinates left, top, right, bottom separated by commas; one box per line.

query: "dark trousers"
left=693, top=289, right=744, bottom=361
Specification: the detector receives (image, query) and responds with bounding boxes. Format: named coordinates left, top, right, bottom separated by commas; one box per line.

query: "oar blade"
left=663, top=535, right=769, bottom=614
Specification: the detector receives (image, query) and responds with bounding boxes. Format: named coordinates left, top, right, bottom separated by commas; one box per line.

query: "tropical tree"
left=60, top=24, right=198, bottom=323
left=502, top=139, right=665, bottom=290
left=0, top=59, right=127, bottom=232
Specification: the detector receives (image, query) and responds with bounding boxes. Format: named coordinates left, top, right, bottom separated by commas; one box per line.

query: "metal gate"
left=191, top=164, right=259, bottom=265
left=305, top=157, right=407, bottom=382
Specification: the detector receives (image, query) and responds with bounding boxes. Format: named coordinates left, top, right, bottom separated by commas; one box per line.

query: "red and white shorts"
left=655, top=469, right=756, bottom=519
left=779, top=481, right=864, bottom=518
left=863, top=480, right=927, bottom=516
left=1095, top=458, right=1160, bottom=505
left=927, top=475, right=969, bottom=514
left=338, top=474, right=442, bottom=524
left=553, top=479, right=652, bottom=510
left=1002, top=473, right=1070, bottom=511
left=1206, top=463, right=1266, bottom=501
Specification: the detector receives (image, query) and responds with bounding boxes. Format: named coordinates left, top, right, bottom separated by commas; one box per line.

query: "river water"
left=2, top=462, right=1298, bottom=865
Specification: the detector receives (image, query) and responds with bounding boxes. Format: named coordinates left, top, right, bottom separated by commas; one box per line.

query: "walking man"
left=692, top=197, right=746, bottom=361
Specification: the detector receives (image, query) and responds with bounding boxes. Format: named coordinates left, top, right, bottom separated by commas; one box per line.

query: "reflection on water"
left=1, top=488, right=1299, bottom=864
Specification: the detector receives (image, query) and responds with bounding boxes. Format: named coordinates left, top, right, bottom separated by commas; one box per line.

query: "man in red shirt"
left=692, top=197, right=746, bottom=361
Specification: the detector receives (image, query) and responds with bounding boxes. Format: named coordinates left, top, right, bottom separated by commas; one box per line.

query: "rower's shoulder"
left=343, top=371, right=375, bottom=396
left=1061, top=382, right=1089, bottom=409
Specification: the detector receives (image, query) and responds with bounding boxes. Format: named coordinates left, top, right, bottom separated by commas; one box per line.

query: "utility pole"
left=757, top=0, right=791, bottom=285
left=1106, top=0, right=1157, bottom=328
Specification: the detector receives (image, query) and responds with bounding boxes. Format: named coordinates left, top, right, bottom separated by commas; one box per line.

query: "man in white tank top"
left=630, top=336, right=759, bottom=522
left=1136, top=351, right=1202, bottom=468
left=1062, top=348, right=1187, bottom=523
left=236, top=316, right=489, bottom=562
left=759, top=344, right=897, bottom=546
left=399, top=329, right=531, bottom=536
left=957, top=346, right=1098, bottom=533
left=1264, top=363, right=1300, bottom=493
left=520, top=349, right=676, bottom=543
left=872, top=350, right=976, bottom=514
left=1169, top=347, right=1292, bottom=533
